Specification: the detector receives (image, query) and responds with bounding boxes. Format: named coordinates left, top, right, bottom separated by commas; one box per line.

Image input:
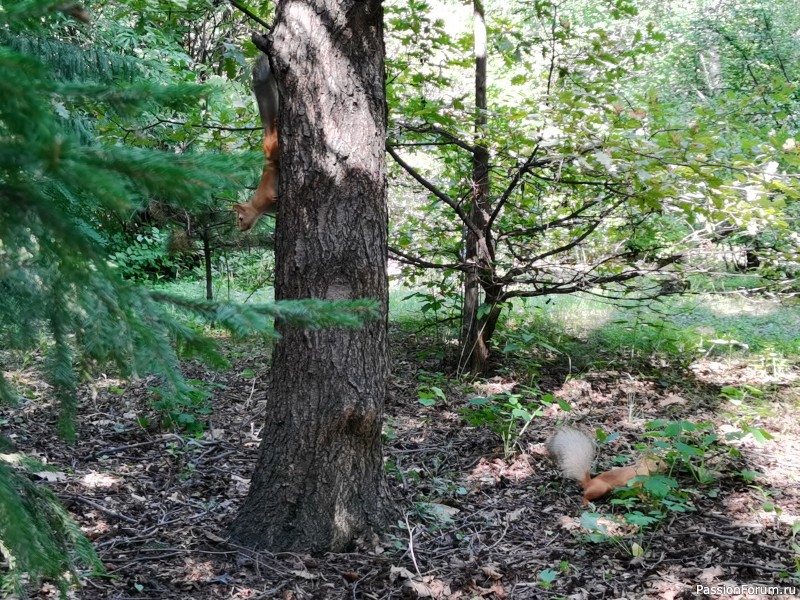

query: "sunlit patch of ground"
left=690, top=358, right=798, bottom=387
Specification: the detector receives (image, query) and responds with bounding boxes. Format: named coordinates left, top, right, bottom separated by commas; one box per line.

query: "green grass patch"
left=486, top=292, right=800, bottom=371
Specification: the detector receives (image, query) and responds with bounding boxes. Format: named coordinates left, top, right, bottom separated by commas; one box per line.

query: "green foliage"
left=397, top=276, right=463, bottom=345
left=481, top=290, right=798, bottom=373
left=219, top=249, right=276, bottom=298
left=385, top=0, right=800, bottom=368
left=417, top=384, right=446, bottom=407
left=0, top=13, right=257, bottom=442
left=550, top=416, right=778, bottom=558
left=580, top=511, right=649, bottom=554
left=581, top=419, right=775, bottom=538
left=151, top=379, right=218, bottom=434
left=460, top=390, right=555, bottom=457
left=0, top=457, right=103, bottom=597
left=537, top=568, right=558, bottom=588
left=0, top=0, right=378, bottom=435
left=646, top=418, right=771, bottom=483
left=154, top=294, right=379, bottom=339
left=110, top=227, right=184, bottom=281
left=415, top=370, right=452, bottom=408
left=596, top=309, right=701, bottom=366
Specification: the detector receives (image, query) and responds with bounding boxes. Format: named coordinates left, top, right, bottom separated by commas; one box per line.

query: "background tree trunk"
left=229, top=0, right=390, bottom=553
left=202, top=227, right=213, bottom=300
left=460, top=0, right=494, bottom=375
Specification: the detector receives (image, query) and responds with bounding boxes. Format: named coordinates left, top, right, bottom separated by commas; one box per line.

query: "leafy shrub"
left=109, top=227, right=187, bottom=281
left=150, top=379, right=218, bottom=434
left=461, top=390, right=561, bottom=457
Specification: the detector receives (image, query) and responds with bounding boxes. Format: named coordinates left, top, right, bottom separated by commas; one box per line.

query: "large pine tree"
left=230, top=0, right=391, bottom=552
left=0, top=0, right=378, bottom=591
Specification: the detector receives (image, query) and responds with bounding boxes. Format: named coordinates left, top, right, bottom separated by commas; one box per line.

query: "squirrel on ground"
left=546, top=427, right=666, bottom=506
left=234, top=53, right=280, bottom=231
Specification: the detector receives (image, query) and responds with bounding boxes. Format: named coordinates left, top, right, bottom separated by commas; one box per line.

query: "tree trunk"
left=460, top=0, right=494, bottom=375
left=202, top=227, right=213, bottom=300
left=229, top=0, right=390, bottom=553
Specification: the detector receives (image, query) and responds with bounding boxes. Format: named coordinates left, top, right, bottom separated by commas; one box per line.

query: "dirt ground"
left=4, top=327, right=799, bottom=599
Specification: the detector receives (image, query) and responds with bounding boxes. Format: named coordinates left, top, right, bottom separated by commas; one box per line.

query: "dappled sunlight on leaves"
left=80, top=471, right=121, bottom=490
left=690, top=359, right=798, bottom=387
left=468, top=455, right=535, bottom=487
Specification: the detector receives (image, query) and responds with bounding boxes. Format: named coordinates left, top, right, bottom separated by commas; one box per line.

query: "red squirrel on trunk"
left=234, top=54, right=279, bottom=231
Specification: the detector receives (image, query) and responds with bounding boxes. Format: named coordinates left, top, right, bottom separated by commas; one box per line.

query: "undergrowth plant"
left=150, top=379, right=221, bottom=434
left=646, top=419, right=772, bottom=485
left=585, top=420, right=775, bottom=544
left=109, top=227, right=185, bottom=282
left=460, top=390, right=564, bottom=458
left=416, top=370, right=450, bottom=408
left=417, top=369, right=459, bottom=406
left=580, top=511, right=657, bottom=558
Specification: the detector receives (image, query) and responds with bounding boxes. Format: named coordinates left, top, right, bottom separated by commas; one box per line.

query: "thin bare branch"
left=395, top=122, right=476, bottom=153
left=229, top=0, right=271, bottom=31
left=497, top=200, right=601, bottom=242
left=389, top=246, right=466, bottom=271
left=386, top=144, right=481, bottom=235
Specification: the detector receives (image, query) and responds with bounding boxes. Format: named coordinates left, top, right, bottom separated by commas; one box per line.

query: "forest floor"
left=4, top=324, right=800, bottom=600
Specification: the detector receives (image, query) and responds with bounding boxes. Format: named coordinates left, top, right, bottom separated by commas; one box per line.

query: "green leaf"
left=641, top=475, right=676, bottom=498
left=469, top=396, right=492, bottom=406
left=477, top=303, right=493, bottom=320
left=538, top=569, right=558, bottom=584
left=674, top=441, right=701, bottom=456
left=625, top=511, right=658, bottom=528
left=511, top=407, right=532, bottom=421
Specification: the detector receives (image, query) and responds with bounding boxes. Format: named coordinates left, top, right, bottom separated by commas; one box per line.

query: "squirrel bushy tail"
left=546, top=427, right=594, bottom=488
left=252, top=54, right=279, bottom=133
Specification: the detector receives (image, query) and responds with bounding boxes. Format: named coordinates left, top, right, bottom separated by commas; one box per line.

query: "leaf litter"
left=1, top=330, right=798, bottom=599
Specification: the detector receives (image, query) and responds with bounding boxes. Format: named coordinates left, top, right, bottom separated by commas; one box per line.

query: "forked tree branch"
left=389, top=246, right=466, bottom=271
left=386, top=144, right=481, bottom=236
left=395, top=121, right=476, bottom=153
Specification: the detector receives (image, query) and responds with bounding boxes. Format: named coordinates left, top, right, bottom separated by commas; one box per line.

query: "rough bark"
left=202, top=228, right=212, bottom=300
left=460, top=0, right=494, bottom=374
left=229, top=0, right=390, bottom=553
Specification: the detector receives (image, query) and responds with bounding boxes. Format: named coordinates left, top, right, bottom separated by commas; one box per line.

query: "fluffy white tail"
left=546, top=427, right=595, bottom=482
